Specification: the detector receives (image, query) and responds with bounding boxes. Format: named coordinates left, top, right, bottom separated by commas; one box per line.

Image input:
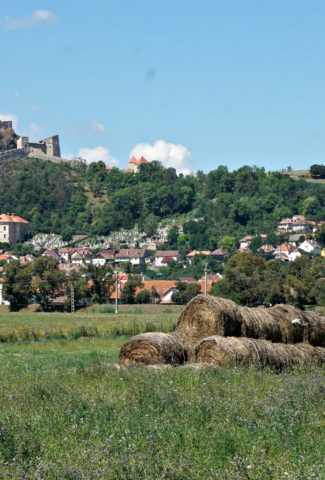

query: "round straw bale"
left=177, top=295, right=325, bottom=347
left=176, top=295, right=242, bottom=345
left=119, top=332, right=188, bottom=366
left=194, top=335, right=325, bottom=370
left=240, top=305, right=307, bottom=344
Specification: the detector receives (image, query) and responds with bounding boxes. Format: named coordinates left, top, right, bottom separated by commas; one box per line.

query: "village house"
left=92, top=249, right=117, bottom=266
left=135, top=280, right=179, bottom=304
left=125, top=155, right=149, bottom=173
left=115, top=249, right=148, bottom=266
left=209, top=249, right=229, bottom=262
left=299, top=240, right=321, bottom=255
left=186, top=250, right=210, bottom=265
left=43, top=249, right=61, bottom=262
left=239, top=234, right=267, bottom=250
left=154, top=250, right=181, bottom=267
left=19, top=254, right=34, bottom=265
left=288, top=248, right=302, bottom=262
left=258, top=244, right=276, bottom=254
left=70, top=250, right=93, bottom=265
left=277, top=215, right=316, bottom=233
left=274, top=243, right=298, bottom=262
left=58, top=247, right=92, bottom=263
left=0, top=252, right=17, bottom=263
left=239, top=235, right=254, bottom=249
left=0, top=214, right=29, bottom=245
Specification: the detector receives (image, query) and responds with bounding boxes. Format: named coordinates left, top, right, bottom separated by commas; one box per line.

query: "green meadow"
left=0, top=305, right=324, bottom=479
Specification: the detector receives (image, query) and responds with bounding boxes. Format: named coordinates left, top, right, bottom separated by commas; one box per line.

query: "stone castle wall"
left=0, top=148, right=28, bottom=163
left=0, top=118, right=61, bottom=163
left=0, top=120, right=13, bottom=130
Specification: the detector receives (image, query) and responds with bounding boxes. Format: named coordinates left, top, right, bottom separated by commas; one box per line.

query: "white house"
left=299, top=240, right=321, bottom=255
left=115, top=249, right=148, bottom=266
left=92, top=249, right=117, bottom=266
left=154, top=250, right=180, bottom=267
left=288, top=249, right=302, bottom=262
left=0, top=214, right=29, bottom=245
left=277, top=215, right=316, bottom=233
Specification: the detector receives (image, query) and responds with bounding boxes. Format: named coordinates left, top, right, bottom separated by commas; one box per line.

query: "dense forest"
left=0, top=157, right=324, bottom=249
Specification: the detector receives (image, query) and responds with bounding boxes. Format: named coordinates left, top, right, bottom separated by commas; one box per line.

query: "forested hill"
left=0, top=157, right=324, bottom=247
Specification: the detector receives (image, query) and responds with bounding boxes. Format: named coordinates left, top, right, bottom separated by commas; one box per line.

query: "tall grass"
left=0, top=318, right=176, bottom=344
left=0, top=307, right=178, bottom=344
left=0, top=361, right=324, bottom=479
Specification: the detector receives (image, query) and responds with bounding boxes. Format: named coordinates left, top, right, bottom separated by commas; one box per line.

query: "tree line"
left=0, top=158, right=324, bottom=249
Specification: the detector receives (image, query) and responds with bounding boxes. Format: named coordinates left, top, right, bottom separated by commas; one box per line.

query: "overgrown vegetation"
left=0, top=317, right=324, bottom=479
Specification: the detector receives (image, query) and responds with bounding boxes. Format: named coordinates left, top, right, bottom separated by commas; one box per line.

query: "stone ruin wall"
left=0, top=120, right=61, bottom=163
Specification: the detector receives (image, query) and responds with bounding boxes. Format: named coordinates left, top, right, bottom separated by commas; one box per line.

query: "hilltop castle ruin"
left=0, top=120, right=61, bottom=162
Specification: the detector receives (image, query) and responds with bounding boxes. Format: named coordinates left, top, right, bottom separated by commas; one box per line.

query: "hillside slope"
left=0, top=158, right=324, bottom=246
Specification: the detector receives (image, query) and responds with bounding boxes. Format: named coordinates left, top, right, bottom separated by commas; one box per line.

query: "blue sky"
left=1, top=0, right=325, bottom=173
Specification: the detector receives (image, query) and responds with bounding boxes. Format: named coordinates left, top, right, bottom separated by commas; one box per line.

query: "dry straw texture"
left=176, top=295, right=242, bottom=346
left=119, top=332, right=188, bottom=366
left=177, top=295, right=325, bottom=347
left=195, top=335, right=325, bottom=370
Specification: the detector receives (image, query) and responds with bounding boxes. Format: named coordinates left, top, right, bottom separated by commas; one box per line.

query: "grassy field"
left=0, top=305, right=324, bottom=479
left=283, top=169, right=325, bottom=184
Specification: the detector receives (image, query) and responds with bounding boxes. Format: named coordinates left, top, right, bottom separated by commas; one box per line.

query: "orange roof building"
left=125, top=155, right=149, bottom=173
left=0, top=213, right=29, bottom=245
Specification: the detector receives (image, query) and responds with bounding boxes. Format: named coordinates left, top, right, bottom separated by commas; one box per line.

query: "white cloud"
left=90, top=120, right=106, bottom=134
left=0, top=112, right=18, bottom=130
left=130, top=140, right=192, bottom=174
left=76, top=146, right=119, bottom=165
left=4, top=10, right=57, bottom=30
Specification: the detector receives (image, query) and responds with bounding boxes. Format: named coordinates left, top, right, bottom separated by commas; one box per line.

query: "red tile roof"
left=135, top=280, right=178, bottom=299
left=187, top=250, right=210, bottom=257
left=129, top=155, right=149, bottom=165
left=161, top=256, right=177, bottom=263
left=210, top=249, right=229, bottom=256
left=116, top=249, right=146, bottom=259
left=0, top=214, right=29, bottom=224
left=259, top=244, right=276, bottom=253
left=155, top=250, right=179, bottom=258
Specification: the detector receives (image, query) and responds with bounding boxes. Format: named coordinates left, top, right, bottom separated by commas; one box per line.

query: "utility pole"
left=70, top=280, right=75, bottom=313
left=67, top=273, right=75, bottom=313
left=204, top=262, right=208, bottom=295
left=115, top=272, right=119, bottom=314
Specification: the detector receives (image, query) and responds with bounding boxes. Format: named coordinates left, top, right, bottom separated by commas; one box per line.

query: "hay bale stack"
left=176, top=295, right=243, bottom=346
left=177, top=294, right=325, bottom=347
left=195, top=335, right=325, bottom=370
left=241, top=304, right=325, bottom=346
left=119, top=332, right=188, bottom=366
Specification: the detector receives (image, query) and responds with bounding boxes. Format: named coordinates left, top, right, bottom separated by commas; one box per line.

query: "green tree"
left=171, top=281, right=201, bottom=305
left=310, top=164, right=325, bottom=178
left=28, top=257, right=65, bottom=311
left=211, top=252, right=267, bottom=305
left=167, top=225, right=179, bottom=246
left=310, top=279, right=325, bottom=306
left=135, top=287, right=159, bottom=304
left=141, top=213, right=159, bottom=237
left=3, top=261, right=32, bottom=311
left=121, top=278, right=142, bottom=304
left=316, top=225, right=325, bottom=247
left=218, top=236, right=236, bottom=251
left=84, top=264, right=113, bottom=304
